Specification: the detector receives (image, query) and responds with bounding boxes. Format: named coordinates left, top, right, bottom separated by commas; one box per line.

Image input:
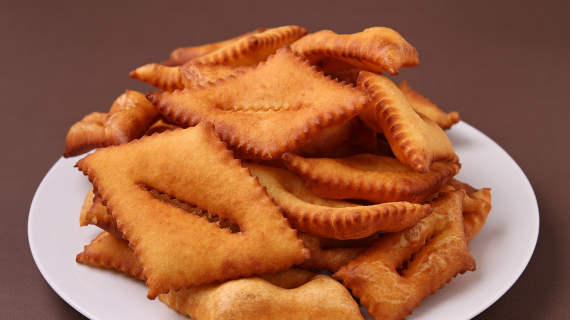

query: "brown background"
left=2, top=0, right=569, bottom=319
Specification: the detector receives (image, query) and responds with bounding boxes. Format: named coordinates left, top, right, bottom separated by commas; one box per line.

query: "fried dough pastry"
left=81, top=188, right=206, bottom=239
left=448, top=179, right=492, bottom=243
left=327, top=117, right=379, bottom=159
left=188, top=25, right=307, bottom=67
left=180, top=62, right=250, bottom=87
left=245, top=162, right=432, bottom=239
left=76, top=123, right=309, bottom=299
left=143, top=118, right=181, bottom=136
left=291, top=27, right=419, bottom=75
left=159, top=268, right=364, bottom=320
left=84, top=195, right=123, bottom=239
left=76, top=233, right=361, bottom=319
left=162, top=28, right=268, bottom=66
left=79, top=188, right=95, bottom=227
left=133, top=26, right=305, bottom=91
left=282, top=153, right=461, bottom=204
left=297, top=232, right=370, bottom=272
left=358, top=71, right=458, bottom=173
left=64, top=90, right=160, bottom=157
left=128, top=63, right=184, bottom=92
left=289, top=119, right=353, bottom=158
left=147, top=46, right=370, bottom=160
left=334, top=191, right=476, bottom=320
left=325, top=69, right=361, bottom=86
left=398, top=80, right=460, bottom=130
left=76, top=231, right=145, bottom=280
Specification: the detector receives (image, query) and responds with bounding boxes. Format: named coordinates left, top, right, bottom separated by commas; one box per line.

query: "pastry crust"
left=147, top=46, right=370, bottom=160
left=189, top=25, right=307, bottom=67
left=162, top=28, right=268, bottom=66
left=128, top=63, right=184, bottom=92
left=245, top=162, right=432, bottom=239
left=334, top=191, right=476, bottom=320
left=291, top=27, right=418, bottom=75
left=398, top=80, right=460, bottom=130
left=282, top=153, right=461, bottom=204
left=76, top=123, right=309, bottom=299
left=63, top=90, right=160, bottom=157
left=159, top=268, right=364, bottom=320
left=76, top=231, right=145, bottom=280
left=357, top=71, right=458, bottom=172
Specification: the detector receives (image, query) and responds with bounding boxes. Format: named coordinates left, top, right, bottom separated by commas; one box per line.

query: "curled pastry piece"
left=463, top=188, right=492, bottom=243
left=189, top=25, right=308, bottom=67
left=147, top=46, right=370, bottom=160
left=76, top=123, right=309, bottom=299
left=334, top=191, right=476, bottom=320
left=64, top=90, right=161, bottom=157
left=162, top=28, right=268, bottom=66
left=297, top=232, right=376, bottom=272
left=448, top=179, right=492, bottom=243
left=245, top=162, right=432, bottom=239
left=76, top=231, right=145, bottom=280
left=291, top=27, right=418, bottom=75
left=398, top=80, right=460, bottom=130
left=180, top=62, right=249, bottom=87
left=358, top=71, right=458, bottom=173
left=282, top=153, right=461, bottom=204
left=159, top=268, right=364, bottom=320
left=128, top=63, right=184, bottom=92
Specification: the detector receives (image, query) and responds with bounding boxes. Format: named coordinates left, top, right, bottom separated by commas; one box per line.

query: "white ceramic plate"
left=28, top=121, right=539, bottom=320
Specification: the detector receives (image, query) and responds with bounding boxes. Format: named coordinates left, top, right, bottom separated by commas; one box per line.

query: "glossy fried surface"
left=159, top=268, right=364, bottom=320
left=147, top=47, right=370, bottom=160
left=283, top=153, right=460, bottom=204
left=357, top=71, right=458, bottom=173
left=291, top=27, right=418, bottom=75
left=189, top=25, right=307, bottom=67
left=297, top=232, right=368, bottom=272
left=128, top=63, right=184, bottom=92
left=76, top=123, right=309, bottom=299
left=289, top=120, right=353, bottom=158
left=64, top=90, right=160, bottom=157
left=245, top=162, right=432, bottom=239
left=76, top=231, right=145, bottom=280
left=84, top=195, right=123, bottom=239
left=449, top=179, right=492, bottom=243
left=162, top=28, right=268, bottom=66
left=398, top=80, right=460, bottom=130
left=180, top=62, right=249, bottom=87
left=79, top=188, right=95, bottom=227
left=334, top=191, right=476, bottom=320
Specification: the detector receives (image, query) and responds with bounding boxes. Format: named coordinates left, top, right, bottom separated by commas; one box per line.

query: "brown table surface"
left=2, top=0, right=569, bottom=319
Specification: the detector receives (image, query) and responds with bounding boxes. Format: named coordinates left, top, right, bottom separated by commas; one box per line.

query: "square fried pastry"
left=76, top=122, right=309, bottom=299
left=146, top=46, right=370, bottom=160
